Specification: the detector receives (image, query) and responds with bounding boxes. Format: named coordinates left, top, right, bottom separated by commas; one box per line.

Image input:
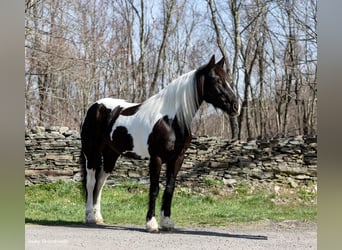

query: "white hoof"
left=94, top=210, right=104, bottom=224
left=160, top=211, right=174, bottom=231
left=146, top=217, right=159, bottom=233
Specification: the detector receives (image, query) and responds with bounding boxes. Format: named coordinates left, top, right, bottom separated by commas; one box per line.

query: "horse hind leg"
left=84, top=154, right=101, bottom=224
left=92, top=167, right=109, bottom=224
left=93, top=149, right=118, bottom=224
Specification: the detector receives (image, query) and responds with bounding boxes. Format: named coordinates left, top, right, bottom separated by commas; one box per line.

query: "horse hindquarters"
left=81, top=103, right=117, bottom=224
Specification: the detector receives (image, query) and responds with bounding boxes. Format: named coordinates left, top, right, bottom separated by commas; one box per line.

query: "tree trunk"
left=150, top=0, right=176, bottom=96
left=208, top=0, right=240, bottom=140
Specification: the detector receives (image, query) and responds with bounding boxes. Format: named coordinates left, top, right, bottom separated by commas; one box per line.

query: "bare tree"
left=25, top=0, right=317, bottom=139
left=208, top=0, right=240, bottom=140
left=150, top=0, right=176, bottom=96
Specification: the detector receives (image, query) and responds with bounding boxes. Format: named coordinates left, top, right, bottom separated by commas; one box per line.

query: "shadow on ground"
left=25, top=218, right=268, bottom=240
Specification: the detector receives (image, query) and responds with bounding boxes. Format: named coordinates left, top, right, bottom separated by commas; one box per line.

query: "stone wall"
left=25, top=126, right=317, bottom=187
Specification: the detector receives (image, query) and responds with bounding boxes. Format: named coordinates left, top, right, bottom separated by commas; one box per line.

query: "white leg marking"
left=93, top=167, right=109, bottom=224
left=146, top=217, right=159, bottom=233
left=85, top=166, right=96, bottom=224
left=160, top=210, right=174, bottom=231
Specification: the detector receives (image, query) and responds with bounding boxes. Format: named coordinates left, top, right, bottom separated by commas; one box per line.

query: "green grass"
left=25, top=180, right=316, bottom=226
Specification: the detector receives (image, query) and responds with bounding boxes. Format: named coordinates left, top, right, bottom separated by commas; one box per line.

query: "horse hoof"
left=86, top=217, right=104, bottom=225
left=146, top=217, right=159, bottom=233
left=95, top=219, right=104, bottom=225
left=85, top=213, right=97, bottom=224
left=85, top=219, right=97, bottom=225
left=95, top=214, right=104, bottom=224
left=160, top=224, right=174, bottom=232
left=160, top=211, right=175, bottom=231
left=147, top=227, right=160, bottom=233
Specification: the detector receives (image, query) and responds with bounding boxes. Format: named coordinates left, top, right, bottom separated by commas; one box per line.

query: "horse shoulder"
left=147, top=116, right=176, bottom=156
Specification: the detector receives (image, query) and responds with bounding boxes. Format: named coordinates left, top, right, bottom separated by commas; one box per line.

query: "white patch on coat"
left=146, top=216, right=159, bottom=232
left=96, top=98, right=139, bottom=110
left=110, top=70, right=198, bottom=158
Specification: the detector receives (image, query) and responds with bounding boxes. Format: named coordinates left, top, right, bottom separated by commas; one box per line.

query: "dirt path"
left=25, top=221, right=316, bottom=250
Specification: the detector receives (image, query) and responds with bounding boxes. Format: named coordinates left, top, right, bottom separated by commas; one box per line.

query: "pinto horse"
left=80, top=55, right=240, bottom=232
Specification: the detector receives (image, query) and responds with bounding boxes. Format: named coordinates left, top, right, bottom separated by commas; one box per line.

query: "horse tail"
left=79, top=103, right=101, bottom=202
left=80, top=144, right=87, bottom=201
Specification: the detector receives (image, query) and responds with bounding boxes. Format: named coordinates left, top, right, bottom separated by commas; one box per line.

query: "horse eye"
left=232, top=103, right=239, bottom=113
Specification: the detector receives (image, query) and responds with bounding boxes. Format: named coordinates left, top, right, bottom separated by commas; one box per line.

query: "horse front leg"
left=160, top=154, right=184, bottom=231
left=146, top=156, right=162, bottom=232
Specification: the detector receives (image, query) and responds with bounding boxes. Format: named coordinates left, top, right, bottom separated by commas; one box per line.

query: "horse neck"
left=177, top=73, right=205, bottom=133
left=167, top=71, right=201, bottom=133
left=195, top=74, right=205, bottom=108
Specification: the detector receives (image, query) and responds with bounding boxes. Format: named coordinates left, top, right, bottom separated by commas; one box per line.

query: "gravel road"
left=25, top=221, right=316, bottom=250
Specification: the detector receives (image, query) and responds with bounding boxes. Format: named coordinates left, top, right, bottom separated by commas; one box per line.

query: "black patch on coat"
left=147, top=115, right=178, bottom=160
left=111, top=126, right=134, bottom=153
left=106, top=106, right=123, bottom=135
left=120, top=104, right=141, bottom=116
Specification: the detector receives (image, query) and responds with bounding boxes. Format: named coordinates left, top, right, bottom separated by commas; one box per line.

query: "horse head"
left=196, top=55, right=240, bottom=117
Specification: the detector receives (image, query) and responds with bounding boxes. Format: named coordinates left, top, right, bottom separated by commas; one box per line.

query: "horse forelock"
left=139, top=70, right=199, bottom=132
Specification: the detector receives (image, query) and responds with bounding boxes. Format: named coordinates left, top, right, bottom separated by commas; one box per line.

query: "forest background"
left=25, top=0, right=317, bottom=141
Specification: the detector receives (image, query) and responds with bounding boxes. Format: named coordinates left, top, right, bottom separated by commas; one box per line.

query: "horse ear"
left=198, top=55, right=216, bottom=74
left=217, top=57, right=225, bottom=68
left=208, top=55, right=216, bottom=67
